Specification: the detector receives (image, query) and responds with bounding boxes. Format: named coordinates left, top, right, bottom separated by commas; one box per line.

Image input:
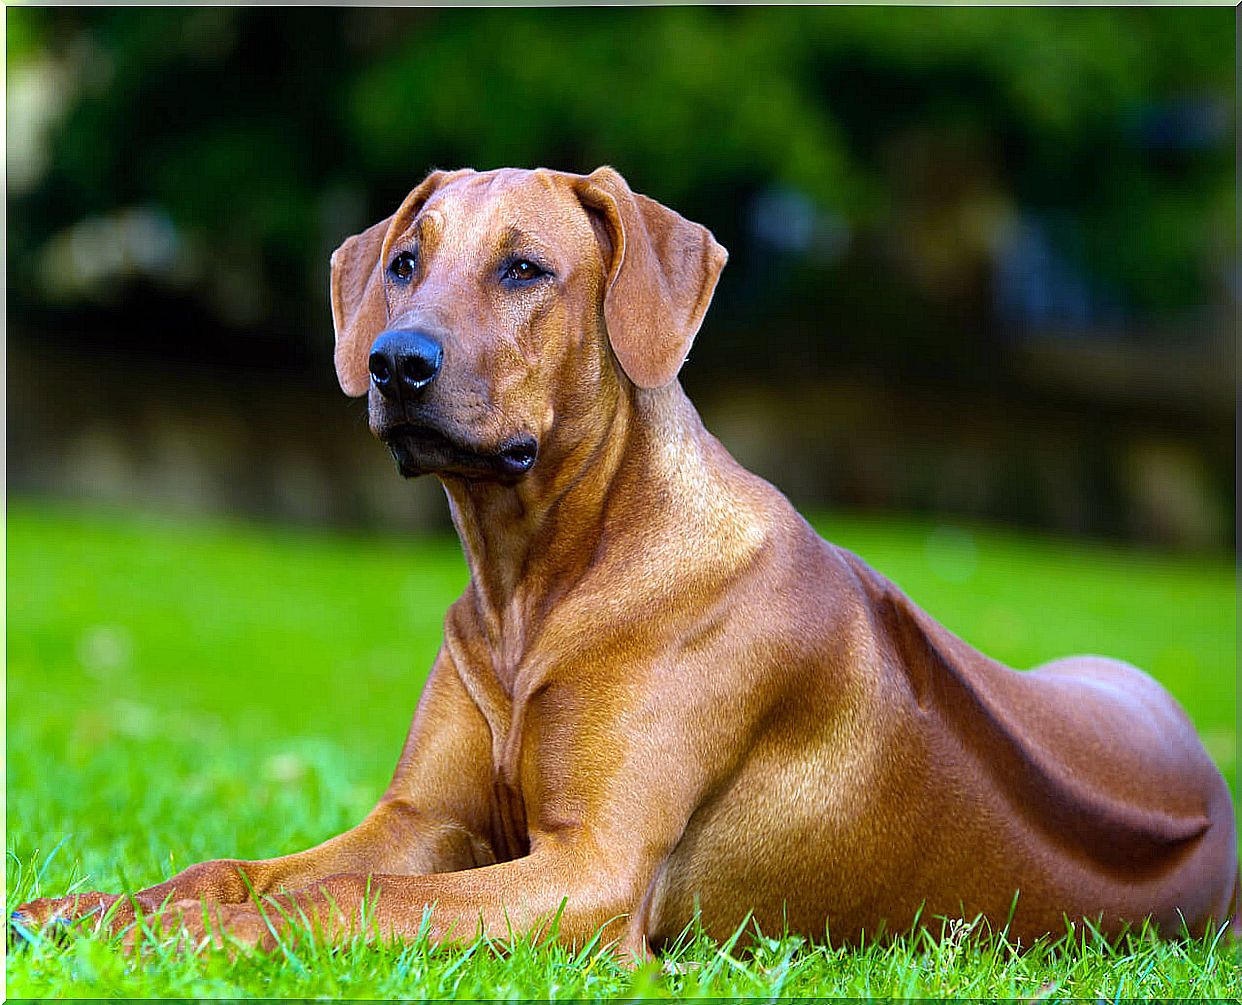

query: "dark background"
left=7, top=8, right=1234, bottom=549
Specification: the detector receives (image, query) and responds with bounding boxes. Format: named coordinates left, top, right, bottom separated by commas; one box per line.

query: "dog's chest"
left=488, top=768, right=530, bottom=861
left=447, top=599, right=595, bottom=861
left=455, top=648, right=541, bottom=861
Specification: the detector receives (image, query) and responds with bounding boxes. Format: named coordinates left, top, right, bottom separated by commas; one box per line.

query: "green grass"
left=6, top=500, right=1239, bottom=998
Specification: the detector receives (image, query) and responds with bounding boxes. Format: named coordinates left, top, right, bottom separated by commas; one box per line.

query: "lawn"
left=6, top=500, right=1238, bottom=998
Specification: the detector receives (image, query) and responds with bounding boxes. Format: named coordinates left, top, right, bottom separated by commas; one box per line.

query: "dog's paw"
left=8, top=908, right=46, bottom=949
left=123, top=899, right=283, bottom=955
left=9, top=892, right=123, bottom=946
left=9, top=905, right=80, bottom=950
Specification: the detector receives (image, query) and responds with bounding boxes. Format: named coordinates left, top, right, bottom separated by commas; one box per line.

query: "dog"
left=14, top=166, right=1239, bottom=955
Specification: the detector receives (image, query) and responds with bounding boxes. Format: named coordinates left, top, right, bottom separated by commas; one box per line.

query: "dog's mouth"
left=380, top=422, right=538, bottom=481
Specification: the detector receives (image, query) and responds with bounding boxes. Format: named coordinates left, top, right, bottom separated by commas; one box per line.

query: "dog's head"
left=330, top=167, right=727, bottom=481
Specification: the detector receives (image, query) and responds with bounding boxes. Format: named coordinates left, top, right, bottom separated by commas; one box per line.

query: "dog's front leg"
left=149, top=845, right=648, bottom=957
left=13, top=653, right=496, bottom=938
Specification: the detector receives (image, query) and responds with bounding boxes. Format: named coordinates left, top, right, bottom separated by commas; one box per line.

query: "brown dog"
left=15, top=166, right=1239, bottom=954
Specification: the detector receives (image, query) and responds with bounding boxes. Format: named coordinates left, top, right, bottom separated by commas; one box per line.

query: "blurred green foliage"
left=6, top=8, right=1233, bottom=376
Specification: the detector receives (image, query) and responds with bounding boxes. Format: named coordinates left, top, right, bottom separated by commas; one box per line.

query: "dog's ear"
left=574, top=167, right=728, bottom=390
left=330, top=214, right=391, bottom=397
left=329, top=169, right=468, bottom=396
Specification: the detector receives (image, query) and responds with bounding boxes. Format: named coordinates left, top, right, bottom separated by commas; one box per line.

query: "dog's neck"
left=440, top=382, right=766, bottom=688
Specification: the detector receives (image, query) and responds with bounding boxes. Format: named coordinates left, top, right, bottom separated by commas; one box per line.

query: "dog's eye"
left=388, top=251, right=417, bottom=283
left=504, top=260, right=545, bottom=283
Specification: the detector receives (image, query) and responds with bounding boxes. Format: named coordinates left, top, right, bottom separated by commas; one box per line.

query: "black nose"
left=368, top=329, right=443, bottom=400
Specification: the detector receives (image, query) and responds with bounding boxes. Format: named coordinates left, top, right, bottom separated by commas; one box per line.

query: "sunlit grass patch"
left=8, top=876, right=1240, bottom=1000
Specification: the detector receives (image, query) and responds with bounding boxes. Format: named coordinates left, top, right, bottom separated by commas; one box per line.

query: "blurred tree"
left=6, top=7, right=1233, bottom=379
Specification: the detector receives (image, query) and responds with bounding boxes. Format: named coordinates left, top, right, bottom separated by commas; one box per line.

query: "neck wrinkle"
left=441, top=385, right=638, bottom=682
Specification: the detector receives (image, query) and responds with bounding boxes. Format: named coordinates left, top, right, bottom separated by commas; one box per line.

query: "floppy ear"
left=329, top=169, right=469, bottom=396
left=574, top=166, right=728, bottom=389
left=330, top=215, right=391, bottom=397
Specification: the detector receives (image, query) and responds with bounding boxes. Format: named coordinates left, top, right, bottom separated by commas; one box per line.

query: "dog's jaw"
left=379, top=421, right=537, bottom=482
